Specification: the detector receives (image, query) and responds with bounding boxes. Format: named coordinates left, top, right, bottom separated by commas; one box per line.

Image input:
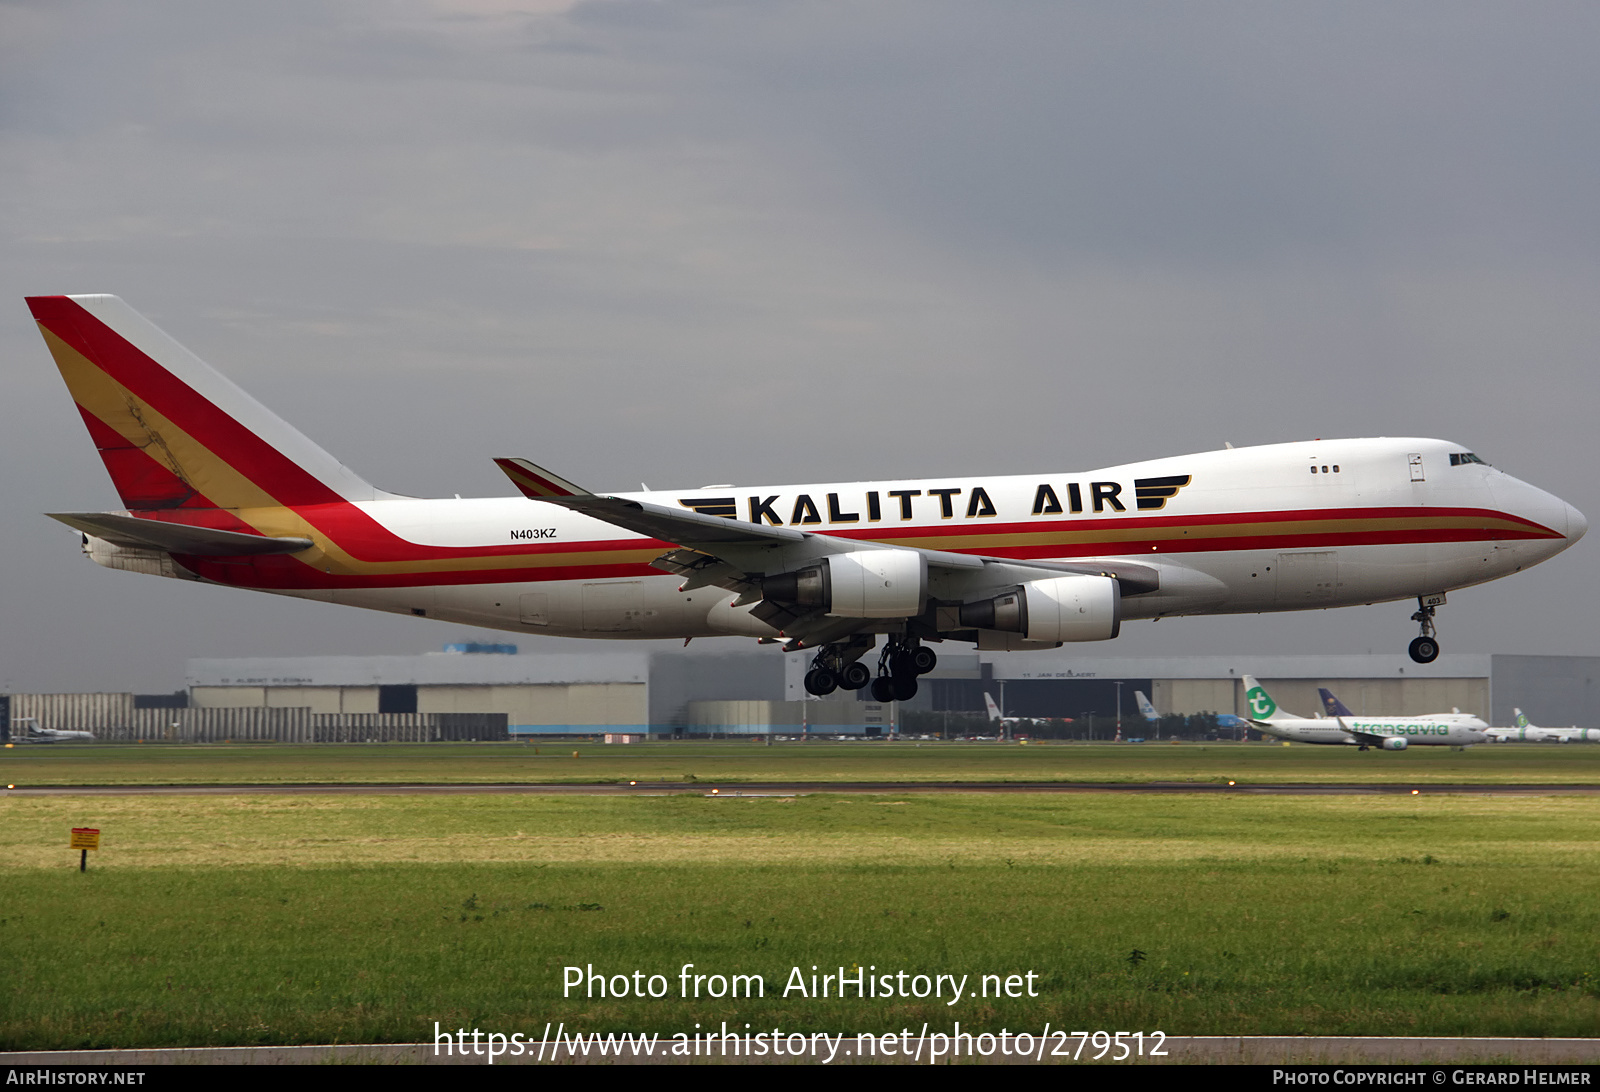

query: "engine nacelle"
left=958, top=574, right=1120, bottom=643
left=761, top=549, right=926, bottom=618
left=1380, top=736, right=1409, bottom=751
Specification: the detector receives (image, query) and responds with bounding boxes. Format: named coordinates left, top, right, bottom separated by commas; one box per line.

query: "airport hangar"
left=162, top=646, right=1600, bottom=736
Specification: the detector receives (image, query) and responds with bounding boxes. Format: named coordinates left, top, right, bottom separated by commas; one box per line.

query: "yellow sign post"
left=71, top=827, right=99, bottom=871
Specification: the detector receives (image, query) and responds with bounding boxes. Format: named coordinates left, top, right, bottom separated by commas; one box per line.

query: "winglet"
left=493, top=458, right=591, bottom=499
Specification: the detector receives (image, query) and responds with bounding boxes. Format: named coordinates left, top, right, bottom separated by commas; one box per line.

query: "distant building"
left=8, top=647, right=1597, bottom=738
left=788, top=652, right=1600, bottom=730
left=186, top=647, right=784, bottom=736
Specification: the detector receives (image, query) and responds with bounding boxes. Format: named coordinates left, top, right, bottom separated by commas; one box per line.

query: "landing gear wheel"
left=910, top=646, right=938, bottom=675
left=892, top=675, right=919, bottom=702
left=804, top=669, right=838, bottom=696
left=1408, top=636, right=1439, bottom=664
left=870, top=677, right=896, bottom=703
left=840, top=662, right=872, bottom=690
left=1408, top=597, right=1441, bottom=664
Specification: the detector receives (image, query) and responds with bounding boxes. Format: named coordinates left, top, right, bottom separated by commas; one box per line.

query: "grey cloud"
left=1, top=0, right=1595, bottom=690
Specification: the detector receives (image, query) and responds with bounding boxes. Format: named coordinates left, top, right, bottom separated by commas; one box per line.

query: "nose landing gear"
left=1408, top=597, right=1441, bottom=663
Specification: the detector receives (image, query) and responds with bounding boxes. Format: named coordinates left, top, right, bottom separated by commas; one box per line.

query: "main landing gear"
left=802, top=636, right=875, bottom=697
left=802, top=637, right=937, bottom=700
left=1408, top=597, right=1441, bottom=664
left=868, top=638, right=937, bottom=703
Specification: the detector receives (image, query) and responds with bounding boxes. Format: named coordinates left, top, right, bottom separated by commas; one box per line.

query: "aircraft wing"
left=1332, top=718, right=1391, bottom=748
left=533, top=491, right=814, bottom=548
left=495, top=459, right=1165, bottom=647
left=49, top=513, right=314, bottom=556
left=492, top=458, right=1158, bottom=587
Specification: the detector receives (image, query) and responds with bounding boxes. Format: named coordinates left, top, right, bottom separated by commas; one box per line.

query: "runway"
left=7, top=780, right=1600, bottom=796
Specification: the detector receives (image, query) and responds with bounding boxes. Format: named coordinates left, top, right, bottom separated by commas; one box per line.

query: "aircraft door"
left=1408, top=453, right=1425, bottom=482
left=582, top=581, right=644, bottom=632
left=519, top=592, right=549, bottom=626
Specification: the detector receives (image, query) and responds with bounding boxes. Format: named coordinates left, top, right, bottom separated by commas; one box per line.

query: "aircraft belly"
left=328, top=577, right=731, bottom=640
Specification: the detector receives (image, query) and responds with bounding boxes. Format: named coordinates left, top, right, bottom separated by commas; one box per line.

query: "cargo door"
left=582, top=581, right=644, bottom=632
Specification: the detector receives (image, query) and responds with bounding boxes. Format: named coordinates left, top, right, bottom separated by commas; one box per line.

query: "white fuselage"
left=284, top=437, right=1579, bottom=641
left=92, top=436, right=1584, bottom=647
left=1256, top=714, right=1489, bottom=748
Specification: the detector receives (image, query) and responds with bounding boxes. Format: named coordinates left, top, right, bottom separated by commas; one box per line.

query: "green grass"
left=3, top=792, right=1598, bottom=1048
left=6, top=739, right=1600, bottom=787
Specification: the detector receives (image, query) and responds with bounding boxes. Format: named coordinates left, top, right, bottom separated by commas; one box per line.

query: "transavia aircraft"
left=1485, top=709, right=1600, bottom=744
left=28, top=295, right=1588, bottom=704
left=1243, top=676, right=1488, bottom=750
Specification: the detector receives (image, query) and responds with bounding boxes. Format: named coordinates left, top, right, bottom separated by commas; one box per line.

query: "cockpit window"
left=1449, top=452, right=1489, bottom=467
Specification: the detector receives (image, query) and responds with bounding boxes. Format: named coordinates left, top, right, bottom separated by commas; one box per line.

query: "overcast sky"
left=3, top=0, right=1597, bottom=693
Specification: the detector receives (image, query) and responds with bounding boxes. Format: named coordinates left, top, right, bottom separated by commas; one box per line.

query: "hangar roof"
left=188, top=652, right=651, bottom=688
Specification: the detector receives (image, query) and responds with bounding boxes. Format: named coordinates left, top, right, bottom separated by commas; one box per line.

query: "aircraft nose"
left=1564, top=501, right=1587, bottom=545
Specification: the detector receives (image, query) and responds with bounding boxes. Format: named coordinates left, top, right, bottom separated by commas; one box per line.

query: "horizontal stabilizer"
left=49, top=512, right=313, bottom=556
left=493, top=458, right=591, bottom=499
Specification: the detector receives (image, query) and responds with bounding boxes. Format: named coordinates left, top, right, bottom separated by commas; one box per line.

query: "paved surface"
left=5, top=780, right=1600, bottom=796
left=3, top=1037, right=1599, bottom=1065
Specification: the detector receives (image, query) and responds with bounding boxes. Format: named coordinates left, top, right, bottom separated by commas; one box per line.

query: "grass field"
left=7, top=739, right=1600, bottom=787
left=4, top=785, right=1599, bottom=1048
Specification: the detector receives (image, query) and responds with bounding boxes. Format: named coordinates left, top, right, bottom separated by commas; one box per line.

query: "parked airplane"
left=8, top=717, right=94, bottom=743
left=1135, top=690, right=1159, bottom=722
left=984, top=692, right=1019, bottom=728
left=982, top=692, right=1071, bottom=737
left=1317, top=687, right=1484, bottom=726
left=1486, top=709, right=1600, bottom=743
left=1137, top=689, right=1248, bottom=732
left=27, top=294, right=1587, bottom=703
left=1244, top=676, right=1487, bottom=749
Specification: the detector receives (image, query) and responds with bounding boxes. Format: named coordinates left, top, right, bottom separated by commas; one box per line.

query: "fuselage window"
left=1450, top=452, right=1489, bottom=467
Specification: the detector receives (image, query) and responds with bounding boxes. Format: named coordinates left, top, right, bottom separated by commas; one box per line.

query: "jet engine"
left=1380, top=737, right=1409, bottom=751
left=958, top=574, right=1120, bottom=643
left=761, top=549, right=926, bottom=618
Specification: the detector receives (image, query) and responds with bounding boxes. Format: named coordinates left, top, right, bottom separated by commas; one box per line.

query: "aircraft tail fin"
left=984, top=692, right=1002, bottom=722
left=1318, top=688, right=1356, bottom=718
left=1514, top=708, right=1532, bottom=729
left=1242, top=675, right=1295, bottom=723
left=1135, top=690, right=1159, bottom=721
left=27, top=294, right=387, bottom=511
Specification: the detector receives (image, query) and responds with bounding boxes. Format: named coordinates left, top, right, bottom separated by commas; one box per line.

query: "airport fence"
left=5, top=694, right=508, bottom=742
